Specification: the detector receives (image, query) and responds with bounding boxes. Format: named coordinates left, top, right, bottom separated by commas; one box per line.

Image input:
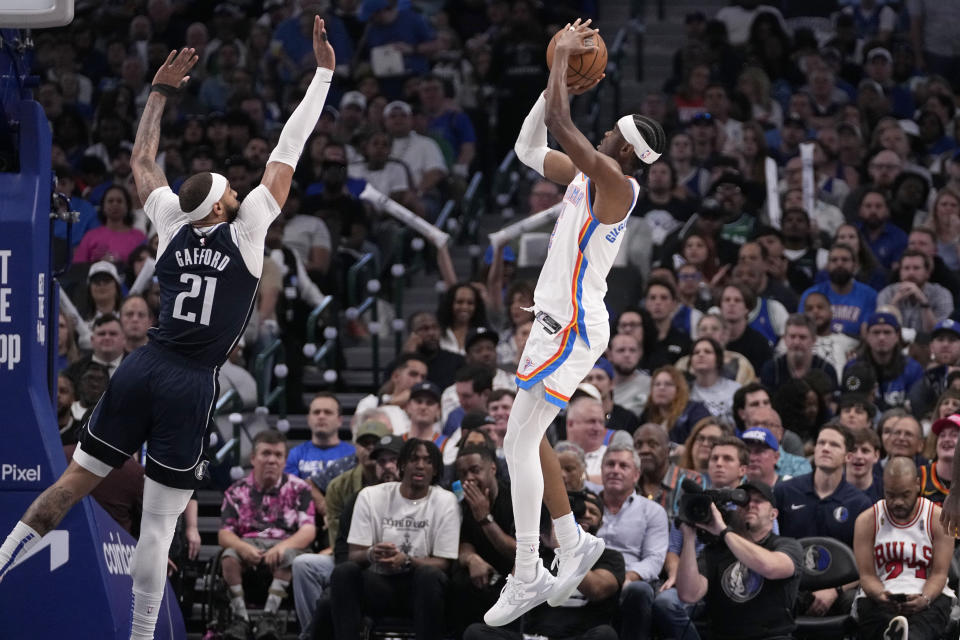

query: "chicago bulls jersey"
left=532, top=172, right=639, bottom=347
left=869, top=497, right=954, bottom=597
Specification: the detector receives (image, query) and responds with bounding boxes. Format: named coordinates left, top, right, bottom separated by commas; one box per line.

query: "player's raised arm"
left=260, top=16, right=335, bottom=209
left=543, top=20, right=633, bottom=223
left=132, top=48, right=198, bottom=204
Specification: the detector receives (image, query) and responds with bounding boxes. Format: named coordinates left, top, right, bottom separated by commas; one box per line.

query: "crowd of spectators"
left=35, top=0, right=960, bottom=638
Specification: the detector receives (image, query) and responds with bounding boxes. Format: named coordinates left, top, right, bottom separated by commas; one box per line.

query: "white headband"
left=185, top=172, right=228, bottom=222
left=617, top=115, right=661, bottom=164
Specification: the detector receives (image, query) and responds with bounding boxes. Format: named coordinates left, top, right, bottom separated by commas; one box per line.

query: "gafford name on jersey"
left=173, top=247, right=231, bottom=271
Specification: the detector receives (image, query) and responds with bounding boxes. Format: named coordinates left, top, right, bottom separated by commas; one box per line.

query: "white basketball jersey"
left=870, top=497, right=954, bottom=597
left=532, top=172, right=639, bottom=347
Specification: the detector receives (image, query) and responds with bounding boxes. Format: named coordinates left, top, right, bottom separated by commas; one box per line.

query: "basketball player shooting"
left=0, top=17, right=335, bottom=640
left=484, top=18, right=665, bottom=625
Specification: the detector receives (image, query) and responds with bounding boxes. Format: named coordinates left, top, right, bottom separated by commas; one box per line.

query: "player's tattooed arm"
left=132, top=48, right=198, bottom=203
left=131, top=94, right=169, bottom=203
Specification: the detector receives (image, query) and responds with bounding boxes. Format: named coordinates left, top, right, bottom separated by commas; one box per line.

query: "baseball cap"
left=866, top=311, right=900, bottom=331
left=932, top=413, right=960, bottom=436
left=783, top=112, right=806, bottom=129
left=858, top=78, right=884, bottom=95
left=841, top=362, right=877, bottom=395
left=866, top=47, right=892, bottom=63
left=898, top=119, right=920, bottom=137
left=371, top=434, right=404, bottom=460
left=461, top=410, right=496, bottom=432
left=465, top=327, right=499, bottom=350
left=339, top=91, right=367, bottom=111
left=360, top=0, right=391, bottom=20
left=932, top=319, right=960, bottom=340
left=740, top=427, right=779, bottom=452
left=410, top=381, right=442, bottom=402
left=709, top=172, right=744, bottom=194
left=592, top=357, right=615, bottom=380
left=698, top=197, right=725, bottom=218
left=572, top=382, right=602, bottom=402
left=321, top=105, right=340, bottom=121
left=384, top=100, right=412, bottom=116
left=355, top=420, right=391, bottom=443
left=87, top=261, right=122, bottom=285
left=739, top=480, right=776, bottom=507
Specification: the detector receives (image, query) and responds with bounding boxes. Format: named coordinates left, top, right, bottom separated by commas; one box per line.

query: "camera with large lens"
left=677, top=479, right=749, bottom=528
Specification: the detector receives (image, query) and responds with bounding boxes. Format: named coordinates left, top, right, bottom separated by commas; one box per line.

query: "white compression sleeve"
left=128, top=478, right=194, bottom=640
left=514, top=93, right=550, bottom=175
left=502, top=385, right=561, bottom=580
left=268, top=67, right=334, bottom=168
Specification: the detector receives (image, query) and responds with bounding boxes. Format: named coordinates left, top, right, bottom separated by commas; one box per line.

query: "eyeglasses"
left=678, top=273, right=702, bottom=281
left=618, top=321, right=641, bottom=329
left=691, top=112, right=713, bottom=123
left=883, top=429, right=917, bottom=439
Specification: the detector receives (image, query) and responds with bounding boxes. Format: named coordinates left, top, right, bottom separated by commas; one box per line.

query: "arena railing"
left=345, top=252, right=383, bottom=389
left=303, top=295, right=339, bottom=384
left=254, top=337, right=288, bottom=417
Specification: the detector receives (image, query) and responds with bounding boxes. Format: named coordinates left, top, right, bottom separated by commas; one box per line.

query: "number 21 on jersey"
left=172, top=273, right=218, bottom=325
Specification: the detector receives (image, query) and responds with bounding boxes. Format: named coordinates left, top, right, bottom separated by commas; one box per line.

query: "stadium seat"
left=794, top=537, right=859, bottom=639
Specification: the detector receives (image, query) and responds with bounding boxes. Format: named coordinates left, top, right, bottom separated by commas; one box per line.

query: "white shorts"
left=515, top=317, right=609, bottom=408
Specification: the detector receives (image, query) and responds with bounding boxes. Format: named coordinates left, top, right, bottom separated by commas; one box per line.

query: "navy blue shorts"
left=79, top=342, right=216, bottom=489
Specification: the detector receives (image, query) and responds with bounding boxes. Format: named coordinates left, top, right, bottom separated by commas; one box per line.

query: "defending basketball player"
left=484, top=19, right=665, bottom=625
left=0, top=17, right=335, bottom=640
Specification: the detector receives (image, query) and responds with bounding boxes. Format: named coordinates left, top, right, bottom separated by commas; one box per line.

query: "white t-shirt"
left=691, top=378, right=742, bottom=424
left=348, top=482, right=461, bottom=574
left=283, top=214, right=331, bottom=264
left=612, top=371, right=652, bottom=418
left=349, top=159, right=412, bottom=196
left=354, top=394, right=412, bottom=435
left=390, top=133, right=447, bottom=186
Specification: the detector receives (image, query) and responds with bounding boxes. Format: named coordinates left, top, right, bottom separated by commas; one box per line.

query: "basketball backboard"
left=0, top=0, right=73, bottom=28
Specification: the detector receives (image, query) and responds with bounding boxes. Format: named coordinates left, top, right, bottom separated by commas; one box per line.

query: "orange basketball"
left=546, top=26, right=607, bottom=85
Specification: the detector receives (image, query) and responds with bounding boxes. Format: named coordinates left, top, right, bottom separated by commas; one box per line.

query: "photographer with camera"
left=675, top=480, right=803, bottom=640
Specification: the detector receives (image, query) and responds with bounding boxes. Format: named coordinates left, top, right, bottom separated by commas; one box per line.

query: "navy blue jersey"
left=144, top=184, right=280, bottom=368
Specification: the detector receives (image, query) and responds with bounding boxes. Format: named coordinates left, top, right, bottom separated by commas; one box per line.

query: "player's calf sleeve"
left=128, top=478, right=194, bottom=640
left=502, top=387, right=560, bottom=579
left=268, top=67, right=333, bottom=168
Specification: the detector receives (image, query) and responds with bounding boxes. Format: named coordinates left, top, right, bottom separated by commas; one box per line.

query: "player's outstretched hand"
left=313, top=16, right=336, bottom=71
left=152, top=48, right=198, bottom=90
left=554, top=18, right=599, bottom=60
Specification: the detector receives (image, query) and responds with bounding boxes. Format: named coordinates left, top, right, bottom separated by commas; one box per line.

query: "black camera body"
left=676, top=479, right=749, bottom=532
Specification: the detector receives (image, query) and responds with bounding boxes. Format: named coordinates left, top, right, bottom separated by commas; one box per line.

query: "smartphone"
left=452, top=480, right=465, bottom=502
left=535, top=312, right=562, bottom=335
left=890, top=593, right=908, bottom=602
